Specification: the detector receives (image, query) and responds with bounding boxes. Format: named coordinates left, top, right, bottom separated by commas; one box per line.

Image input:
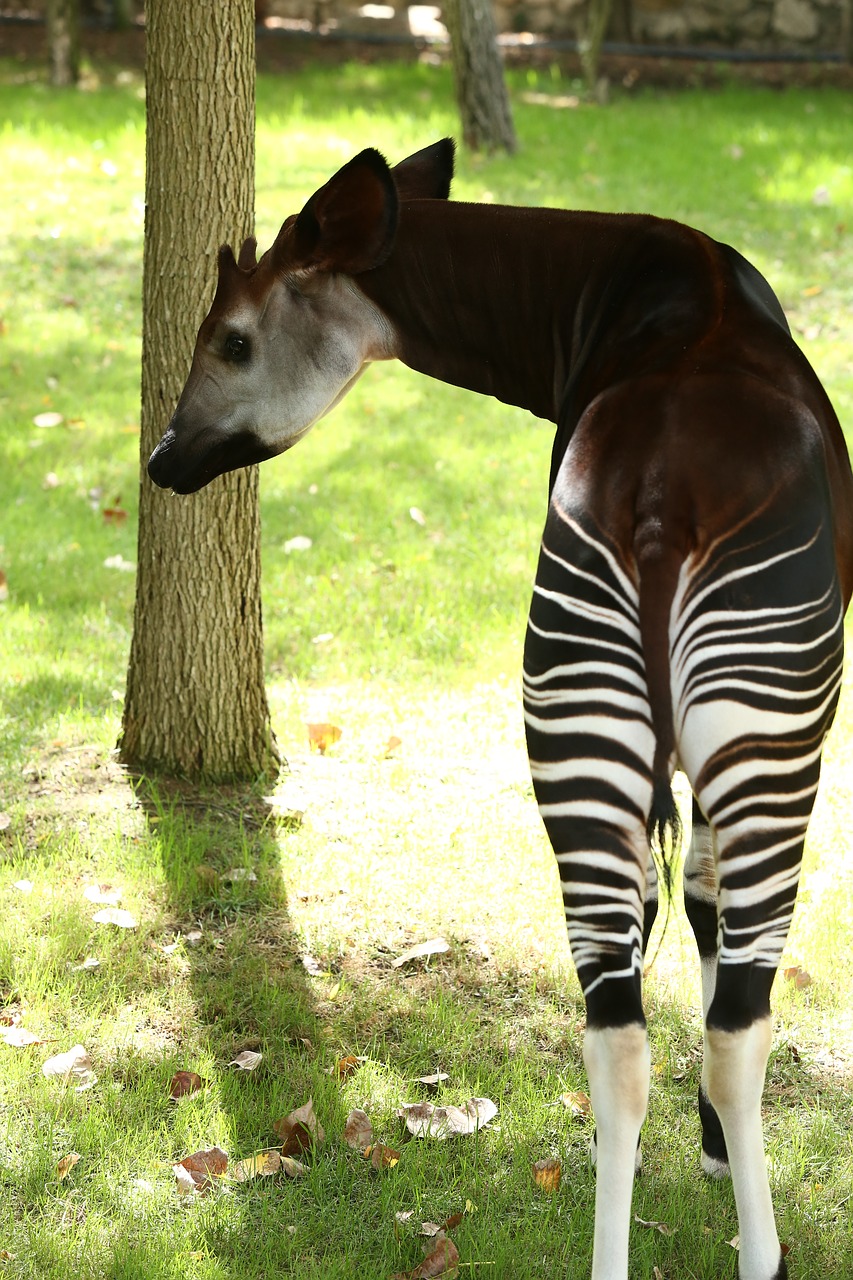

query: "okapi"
left=148, top=140, right=853, bottom=1280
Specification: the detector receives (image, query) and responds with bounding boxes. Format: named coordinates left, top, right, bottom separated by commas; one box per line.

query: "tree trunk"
left=120, top=0, right=280, bottom=782
left=46, top=0, right=80, bottom=86
left=579, top=0, right=614, bottom=95
left=444, top=0, right=517, bottom=154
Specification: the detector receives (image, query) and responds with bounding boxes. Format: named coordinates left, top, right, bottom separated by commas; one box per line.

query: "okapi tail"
left=647, top=775, right=682, bottom=899
left=636, top=544, right=685, bottom=900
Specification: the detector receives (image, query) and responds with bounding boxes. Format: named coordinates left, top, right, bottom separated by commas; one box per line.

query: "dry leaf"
left=42, top=1045, right=95, bottom=1086
left=409, top=506, right=426, bottom=526
left=273, top=1098, right=325, bottom=1153
left=392, top=938, right=451, bottom=968
left=301, top=953, right=329, bottom=977
left=221, top=868, right=257, bottom=883
left=92, top=907, right=137, bottom=928
left=169, top=1071, right=206, bottom=1099
left=284, top=535, right=312, bottom=553
left=344, top=1109, right=374, bottom=1150
left=12, top=879, right=32, bottom=893
left=728, top=1236, right=740, bottom=1250
left=397, top=1097, right=497, bottom=1140
left=392, top=1235, right=459, bottom=1279
left=783, top=966, right=812, bottom=989
left=57, top=1152, right=81, bottom=1180
left=33, top=411, right=64, bottom=428
left=229, top=1050, right=263, bottom=1071
left=368, top=1143, right=400, bottom=1169
left=557, top=1090, right=592, bottom=1117
left=102, top=506, right=128, bottom=525
left=70, top=957, right=100, bottom=972
left=416, top=1072, right=449, bottom=1090
left=307, top=723, right=342, bottom=755
left=334, top=1054, right=365, bottom=1078
left=384, top=735, right=403, bottom=757
left=1, top=1026, right=51, bottom=1048
left=634, top=1214, right=675, bottom=1236
left=231, top=1150, right=280, bottom=1181
left=532, top=1157, right=562, bottom=1192
left=653, top=1268, right=664, bottom=1280
left=83, top=884, right=121, bottom=906
left=0, top=812, right=12, bottom=831
left=176, top=1146, right=229, bottom=1193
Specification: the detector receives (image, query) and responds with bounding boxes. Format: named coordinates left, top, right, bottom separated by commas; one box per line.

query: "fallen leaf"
left=169, top=1070, right=206, bottom=1099
left=176, top=1145, right=229, bottom=1193
left=33, top=411, right=64, bottom=428
left=653, top=1268, right=664, bottom=1280
left=728, top=1235, right=740, bottom=1250
left=368, top=1142, right=400, bottom=1169
left=284, top=535, right=312, bottom=553
left=231, top=1149, right=281, bottom=1181
left=557, top=1089, right=593, bottom=1118
left=532, top=1157, right=562, bottom=1192
left=397, top=1097, right=497, bottom=1140
left=221, top=868, right=257, bottom=883
left=42, top=471, right=60, bottom=489
left=384, top=735, right=403, bottom=757
left=102, top=506, right=128, bottom=525
left=42, top=1045, right=95, bottom=1086
left=783, top=966, right=812, bottom=989
left=273, top=1098, right=325, bottom=1153
left=344, top=1108, right=374, bottom=1150
left=392, top=937, right=451, bottom=968
left=92, top=907, right=137, bottom=928
left=56, top=1152, right=80, bottom=1180
left=634, top=1214, right=675, bottom=1236
left=83, top=883, right=121, bottom=905
left=103, top=554, right=135, bottom=572
left=12, top=879, right=32, bottom=893
left=69, top=957, right=100, bottom=972
left=392, top=1235, right=459, bottom=1279
left=280, top=1155, right=308, bottom=1177
left=1, top=1026, right=50, bottom=1048
left=334, top=1054, right=365, bottom=1078
left=307, top=722, right=342, bottom=755
left=229, top=1050, right=263, bottom=1071
left=301, top=953, right=329, bottom=977
left=417, top=1072, right=449, bottom=1090
left=801, top=284, right=823, bottom=296
left=0, top=813, right=11, bottom=831
left=409, top=506, right=426, bottom=526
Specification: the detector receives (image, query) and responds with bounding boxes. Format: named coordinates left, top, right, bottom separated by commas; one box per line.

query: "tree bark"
left=120, top=0, right=280, bottom=782
left=46, top=0, right=80, bottom=86
left=444, top=0, right=517, bottom=154
left=579, top=0, right=615, bottom=94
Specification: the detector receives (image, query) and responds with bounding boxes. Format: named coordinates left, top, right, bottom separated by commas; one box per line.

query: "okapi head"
left=147, top=140, right=455, bottom=494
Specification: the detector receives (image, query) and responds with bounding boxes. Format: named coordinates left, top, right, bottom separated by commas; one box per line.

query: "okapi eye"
left=224, top=332, right=250, bottom=363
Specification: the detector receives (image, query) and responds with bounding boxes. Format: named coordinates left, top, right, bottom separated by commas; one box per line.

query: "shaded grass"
left=1, top=54, right=852, bottom=1280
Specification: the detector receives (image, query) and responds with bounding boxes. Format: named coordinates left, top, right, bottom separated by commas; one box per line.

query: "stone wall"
left=1, top=0, right=848, bottom=55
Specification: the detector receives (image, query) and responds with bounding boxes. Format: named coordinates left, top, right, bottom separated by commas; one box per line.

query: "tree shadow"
left=127, top=773, right=321, bottom=1276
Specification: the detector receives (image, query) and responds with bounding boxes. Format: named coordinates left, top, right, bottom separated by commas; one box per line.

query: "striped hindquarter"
left=523, top=496, right=844, bottom=1280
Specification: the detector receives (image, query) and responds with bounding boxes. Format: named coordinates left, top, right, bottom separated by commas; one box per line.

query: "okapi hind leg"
left=682, top=795, right=730, bottom=1178
left=524, top=501, right=658, bottom=1280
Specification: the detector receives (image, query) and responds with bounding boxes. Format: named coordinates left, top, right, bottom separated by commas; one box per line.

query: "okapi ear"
left=392, top=138, right=455, bottom=201
left=237, top=236, right=258, bottom=270
left=292, top=148, right=399, bottom=275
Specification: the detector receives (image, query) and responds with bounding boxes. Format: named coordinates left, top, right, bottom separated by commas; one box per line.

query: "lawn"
left=1, top=54, right=852, bottom=1280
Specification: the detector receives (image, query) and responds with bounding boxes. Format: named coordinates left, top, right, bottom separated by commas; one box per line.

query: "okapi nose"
left=147, top=428, right=176, bottom=489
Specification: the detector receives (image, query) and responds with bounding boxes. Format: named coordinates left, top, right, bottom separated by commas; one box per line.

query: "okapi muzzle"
left=146, top=138, right=853, bottom=1280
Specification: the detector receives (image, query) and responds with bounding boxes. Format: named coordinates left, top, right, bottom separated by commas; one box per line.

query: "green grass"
left=1, top=55, right=852, bottom=1280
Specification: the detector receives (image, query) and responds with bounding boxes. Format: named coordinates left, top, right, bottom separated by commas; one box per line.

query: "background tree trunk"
left=120, top=0, right=280, bottom=782
left=444, top=0, right=517, bottom=154
left=46, top=0, right=80, bottom=86
left=579, top=0, right=615, bottom=95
